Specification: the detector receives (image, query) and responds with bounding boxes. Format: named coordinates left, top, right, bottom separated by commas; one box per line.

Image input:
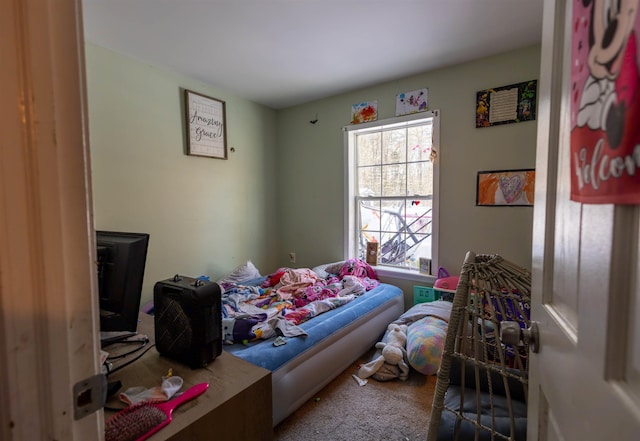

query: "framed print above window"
left=475, top=80, right=537, bottom=128
left=184, top=89, right=227, bottom=159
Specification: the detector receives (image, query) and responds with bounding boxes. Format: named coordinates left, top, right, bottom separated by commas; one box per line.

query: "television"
left=96, top=230, right=150, bottom=335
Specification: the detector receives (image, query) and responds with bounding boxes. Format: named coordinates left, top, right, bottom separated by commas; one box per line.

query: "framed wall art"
left=419, top=257, right=432, bottom=275
left=351, top=100, right=378, bottom=124
left=184, top=89, right=227, bottom=159
left=476, top=169, right=535, bottom=207
left=476, top=80, right=537, bottom=128
left=395, top=88, right=428, bottom=116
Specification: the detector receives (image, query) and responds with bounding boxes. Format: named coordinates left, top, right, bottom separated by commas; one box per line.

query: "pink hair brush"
left=105, top=382, right=209, bottom=441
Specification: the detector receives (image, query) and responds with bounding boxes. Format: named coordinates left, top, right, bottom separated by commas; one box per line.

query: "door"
left=530, top=0, right=640, bottom=439
left=0, top=0, right=102, bottom=439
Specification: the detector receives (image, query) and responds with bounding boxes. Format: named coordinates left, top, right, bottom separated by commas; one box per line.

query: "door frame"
left=0, top=0, right=102, bottom=439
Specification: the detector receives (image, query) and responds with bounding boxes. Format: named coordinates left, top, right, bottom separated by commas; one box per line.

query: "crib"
left=427, top=251, right=532, bottom=441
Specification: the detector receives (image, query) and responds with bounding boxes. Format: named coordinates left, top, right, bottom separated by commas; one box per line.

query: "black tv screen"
left=96, top=230, right=149, bottom=333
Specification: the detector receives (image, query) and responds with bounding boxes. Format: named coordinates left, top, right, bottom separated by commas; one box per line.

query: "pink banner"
left=570, top=0, right=640, bottom=204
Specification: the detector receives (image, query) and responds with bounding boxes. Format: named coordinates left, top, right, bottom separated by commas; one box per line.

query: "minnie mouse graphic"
left=571, top=0, right=640, bottom=203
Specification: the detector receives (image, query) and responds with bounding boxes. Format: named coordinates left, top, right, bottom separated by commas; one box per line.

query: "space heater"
left=153, top=274, right=222, bottom=369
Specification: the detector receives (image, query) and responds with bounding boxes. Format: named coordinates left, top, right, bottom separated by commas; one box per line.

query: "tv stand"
left=103, top=313, right=272, bottom=440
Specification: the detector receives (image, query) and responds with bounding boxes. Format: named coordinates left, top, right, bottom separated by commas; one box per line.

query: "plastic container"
left=434, top=275, right=460, bottom=302
left=413, top=286, right=440, bottom=305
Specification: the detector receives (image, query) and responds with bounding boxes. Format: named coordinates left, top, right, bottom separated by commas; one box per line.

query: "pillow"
left=406, top=315, right=448, bottom=375
left=324, top=260, right=345, bottom=275
left=219, top=260, right=261, bottom=284
left=311, top=260, right=345, bottom=279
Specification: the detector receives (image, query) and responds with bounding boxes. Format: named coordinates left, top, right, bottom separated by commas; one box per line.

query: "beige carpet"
left=273, top=350, right=436, bottom=441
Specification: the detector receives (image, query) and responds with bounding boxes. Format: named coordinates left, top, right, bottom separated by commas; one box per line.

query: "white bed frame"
left=271, top=292, right=405, bottom=426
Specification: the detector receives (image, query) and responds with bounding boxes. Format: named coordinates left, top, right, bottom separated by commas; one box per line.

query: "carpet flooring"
left=273, top=350, right=436, bottom=441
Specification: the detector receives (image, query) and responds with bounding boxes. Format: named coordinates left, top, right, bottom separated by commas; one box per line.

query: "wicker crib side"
left=426, top=251, right=531, bottom=441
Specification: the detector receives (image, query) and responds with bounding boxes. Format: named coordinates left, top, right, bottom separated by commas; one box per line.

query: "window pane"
left=380, top=231, right=406, bottom=264
left=407, top=161, right=432, bottom=195
left=380, top=200, right=403, bottom=233
left=406, top=198, right=433, bottom=235
left=375, top=199, right=433, bottom=267
left=356, top=133, right=381, bottom=167
left=411, top=234, right=432, bottom=261
left=382, top=129, right=406, bottom=165
left=358, top=166, right=381, bottom=196
left=382, top=164, right=405, bottom=196
left=407, top=124, right=432, bottom=163
left=359, top=200, right=381, bottom=238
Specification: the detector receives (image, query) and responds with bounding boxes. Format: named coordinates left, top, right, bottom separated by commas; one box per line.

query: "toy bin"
left=434, top=275, right=460, bottom=302
left=413, top=286, right=440, bottom=305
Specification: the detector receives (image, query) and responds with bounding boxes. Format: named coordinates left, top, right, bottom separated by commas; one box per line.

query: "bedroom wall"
left=85, top=44, right=280, bottom=306
left=275, top=45, right=541, bottom=286
left=85, top=43, right=540, bottom=309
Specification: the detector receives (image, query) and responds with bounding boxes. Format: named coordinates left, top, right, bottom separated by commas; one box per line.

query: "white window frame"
left=343, top=110, right=440, bottom=281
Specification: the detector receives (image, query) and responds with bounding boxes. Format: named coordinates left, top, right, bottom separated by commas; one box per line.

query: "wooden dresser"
left=103, top=313, right=272, bottom=441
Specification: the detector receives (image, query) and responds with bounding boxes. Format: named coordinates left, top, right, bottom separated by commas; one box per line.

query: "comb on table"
left=105, top=382, right=208, bottom=441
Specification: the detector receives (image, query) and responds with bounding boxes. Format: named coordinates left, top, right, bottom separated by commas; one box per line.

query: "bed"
left=219, top=260, right=404, bottom=426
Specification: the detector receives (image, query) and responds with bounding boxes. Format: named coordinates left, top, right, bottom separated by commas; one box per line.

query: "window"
left=344, top=111, right=439, bottom=274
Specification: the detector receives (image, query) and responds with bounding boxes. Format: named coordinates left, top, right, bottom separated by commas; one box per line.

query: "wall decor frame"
left=475, top=80, right=537, bottom=128
left=395, top=88, right=428, bottom=116
left=184, top=89, right=227, bottom=159
left=476, top=169, right=535, bottom=207
left=351, top=100, right=378, bottom=124
left=419, top=257, right=432, bottom=275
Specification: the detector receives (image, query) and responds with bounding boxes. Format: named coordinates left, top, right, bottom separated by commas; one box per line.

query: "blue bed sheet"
left=225, top=282, right=402, bottom=371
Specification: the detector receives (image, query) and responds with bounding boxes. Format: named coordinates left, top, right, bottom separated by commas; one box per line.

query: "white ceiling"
left=82, top=0, right=544, bottom=110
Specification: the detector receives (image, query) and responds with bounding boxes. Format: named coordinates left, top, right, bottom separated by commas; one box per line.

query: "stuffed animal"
left=357, top=323, right=410, bottom=381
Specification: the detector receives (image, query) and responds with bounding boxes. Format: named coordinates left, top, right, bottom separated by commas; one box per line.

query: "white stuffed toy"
left=357, top=323, right=410, bottom=381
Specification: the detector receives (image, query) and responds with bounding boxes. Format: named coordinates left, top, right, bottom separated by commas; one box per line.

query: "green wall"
left=276, top=45, right=541, bottom=288
left=86, top=43, right=540, bottom=309
left=85, top=44, right=280, bottom=306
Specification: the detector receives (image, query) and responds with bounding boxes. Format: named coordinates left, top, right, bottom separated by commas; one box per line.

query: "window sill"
left=372, top=265, right=437, bottom=284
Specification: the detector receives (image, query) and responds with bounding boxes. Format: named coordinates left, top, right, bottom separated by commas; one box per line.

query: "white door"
left=530, top=0, right=640, bottom=439
left=0, top=0, right=102, bottom=440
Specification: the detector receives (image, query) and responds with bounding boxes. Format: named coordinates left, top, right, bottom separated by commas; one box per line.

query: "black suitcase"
left=153, top=274, right=222, bottom=368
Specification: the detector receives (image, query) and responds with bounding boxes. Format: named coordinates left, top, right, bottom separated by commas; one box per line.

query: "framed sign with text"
left=184, top=89, right=227, bottom=159
left=476, top=80, right=537, bottom=128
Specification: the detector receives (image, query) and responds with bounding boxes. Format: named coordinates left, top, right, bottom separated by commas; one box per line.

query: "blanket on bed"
left=221, top=259, right=379, bottom=344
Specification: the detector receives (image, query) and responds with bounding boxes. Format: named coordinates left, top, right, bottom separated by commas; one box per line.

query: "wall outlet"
left=289, top=252, right=296, bottom=263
